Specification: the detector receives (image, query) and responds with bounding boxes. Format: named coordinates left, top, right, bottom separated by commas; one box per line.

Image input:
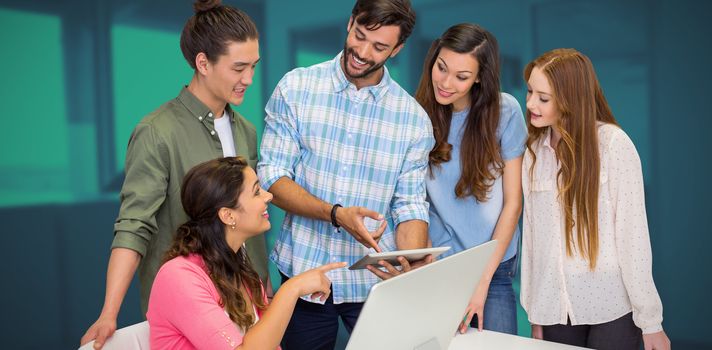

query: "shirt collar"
left=541, top=126, right=552, bottom=148
left=330, top=51, right=392, bottom=102
left=538, top=126, right=558, bottom=154
left=177, top=86, right=235, bottom=124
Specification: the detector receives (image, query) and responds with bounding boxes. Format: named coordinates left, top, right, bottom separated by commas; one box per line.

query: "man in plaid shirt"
left=257, top=1, right=434, bottom=349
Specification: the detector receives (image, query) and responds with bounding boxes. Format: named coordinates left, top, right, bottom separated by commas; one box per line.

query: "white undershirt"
left=214, top=110, right=236, bottom=157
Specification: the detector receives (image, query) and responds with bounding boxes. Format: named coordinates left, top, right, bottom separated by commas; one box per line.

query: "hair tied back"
left=193, top=0, right=221, bottom=14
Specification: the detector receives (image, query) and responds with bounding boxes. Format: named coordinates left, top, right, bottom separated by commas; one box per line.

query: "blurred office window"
left=501, top=55, right=523, bottom=99
left=296, top=50, right=334, bottom=67
left=0, top=8, right=70, bottom=207
left=107, top=3, right=179, bottom=183
left=531, top=0, right=651, bottom=177
left=292, top=24, right=343, bottom=67
left=111, top=25, right=191, bottom=172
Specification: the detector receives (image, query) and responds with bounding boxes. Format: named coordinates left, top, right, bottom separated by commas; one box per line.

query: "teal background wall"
left=0, top=0, right=710, bottom=349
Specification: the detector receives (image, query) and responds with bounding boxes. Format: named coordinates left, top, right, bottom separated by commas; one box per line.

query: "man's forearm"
left=100, top=247, right=141, bottom=318
left=268, top=177, right=332, bottom=222
left=395, top=219, right=428, bottom=250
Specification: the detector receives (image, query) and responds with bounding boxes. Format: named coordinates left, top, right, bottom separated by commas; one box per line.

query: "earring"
left=228, top=214, right=236, bottom=230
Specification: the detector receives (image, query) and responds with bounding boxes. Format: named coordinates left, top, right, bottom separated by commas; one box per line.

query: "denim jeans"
left=279, top=273, right=363, bottom=350
left=469, top=255, right=518, bottom=335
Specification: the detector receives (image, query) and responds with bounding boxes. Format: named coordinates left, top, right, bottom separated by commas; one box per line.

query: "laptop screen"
left=345, top=240, right=497, bottom=350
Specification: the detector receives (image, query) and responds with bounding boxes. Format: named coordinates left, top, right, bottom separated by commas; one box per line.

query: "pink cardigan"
left=147, top=254, right=269, bottom=349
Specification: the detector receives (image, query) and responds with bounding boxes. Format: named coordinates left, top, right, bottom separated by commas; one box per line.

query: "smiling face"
left=526, top=66, right=562, bottom=129
left=342, top=17, right=403, bottom=87
left=431, top=47, right=480, bottom=112
left=226, top=167, right=272, bottom=239
left=202, top=39, right=260, bottom=107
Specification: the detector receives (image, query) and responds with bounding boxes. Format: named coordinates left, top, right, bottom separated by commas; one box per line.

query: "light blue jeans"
left=469, top=255, right=518, bottom=335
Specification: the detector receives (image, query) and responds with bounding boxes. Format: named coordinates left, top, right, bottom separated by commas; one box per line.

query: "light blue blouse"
left=426, top=93, right=527, bottom=261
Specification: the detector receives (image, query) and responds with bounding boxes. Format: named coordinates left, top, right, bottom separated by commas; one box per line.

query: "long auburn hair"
left=164, top=157, right=266, bottom=329
left=524, top=48, right=618, bottom=269
left=415, top=23, right=503, bottom=202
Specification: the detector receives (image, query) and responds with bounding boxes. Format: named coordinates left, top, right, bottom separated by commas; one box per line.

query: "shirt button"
left=208, top=112, right=213, bottom=117
left=198, top=116, right=203, bottom=121
left=210, top=130, right=216, bottom=135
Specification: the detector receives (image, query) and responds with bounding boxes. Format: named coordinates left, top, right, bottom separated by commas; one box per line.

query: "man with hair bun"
left=80, top=1, right=269, bottom=348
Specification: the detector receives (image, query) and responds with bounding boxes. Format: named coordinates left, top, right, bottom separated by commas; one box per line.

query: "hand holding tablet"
left=349, top=246, right=451, bottom=270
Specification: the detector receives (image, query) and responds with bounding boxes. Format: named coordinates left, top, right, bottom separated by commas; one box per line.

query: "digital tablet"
left=349, top=246, right=451, bottom=270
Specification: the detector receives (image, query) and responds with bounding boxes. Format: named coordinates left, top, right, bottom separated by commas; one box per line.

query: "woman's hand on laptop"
left=459, top=282, right=489, bottom=333
left=366, top=254, right=434, bottom=280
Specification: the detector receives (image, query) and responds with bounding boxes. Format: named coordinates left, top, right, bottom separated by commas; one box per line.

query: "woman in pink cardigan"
left=147, top=157, right=345, bottom=349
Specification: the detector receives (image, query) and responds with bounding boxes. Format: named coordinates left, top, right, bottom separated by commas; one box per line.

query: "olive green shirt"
left=111, top=87, right=268, bottom=314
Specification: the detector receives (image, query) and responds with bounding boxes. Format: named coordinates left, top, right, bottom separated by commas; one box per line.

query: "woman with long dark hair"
left=414, top=23, right=527, bottom=334
left=147, top=157, right=344, bottom=349
left=520, top=48, right=670, bottom=350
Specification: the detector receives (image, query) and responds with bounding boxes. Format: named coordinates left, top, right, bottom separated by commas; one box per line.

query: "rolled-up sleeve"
left=111, top=122, right=169, bottom=257
left=257, top=80, right=301, bottom=190
left=390, top=118, right=434, bottom=226
left=609, top=130, right=663, bottom=334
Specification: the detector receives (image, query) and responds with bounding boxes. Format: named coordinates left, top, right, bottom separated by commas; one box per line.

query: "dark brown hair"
left=164, top=156, right=265, bottom=329
left=351, top=0, right=416, bottom=46
left=180, top=0, right=259, bottom=69
left=415, top=23, right=503, bottom=202
left=524, top=48, right=618, bottom=269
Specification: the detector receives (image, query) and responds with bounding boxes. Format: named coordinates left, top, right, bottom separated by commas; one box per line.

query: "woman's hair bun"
left=193, top=0, right=221, bottom=14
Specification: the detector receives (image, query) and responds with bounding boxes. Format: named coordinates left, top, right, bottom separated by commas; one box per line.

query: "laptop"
left=345, top=240, right=497, bottom=350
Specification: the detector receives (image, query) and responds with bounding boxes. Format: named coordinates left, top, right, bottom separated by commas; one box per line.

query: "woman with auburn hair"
left=414, top=23, right=527, bottom=334
left=147, top=157, right=345, bottom=349
left=520, top=48, right=670, bottom=350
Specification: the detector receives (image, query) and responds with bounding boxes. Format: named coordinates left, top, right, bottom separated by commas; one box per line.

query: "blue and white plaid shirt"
left=258, top=52, right=434, bottom=303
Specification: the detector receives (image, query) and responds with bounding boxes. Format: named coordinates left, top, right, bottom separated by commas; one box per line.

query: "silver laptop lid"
left=346, top=240, right=498, bottom=350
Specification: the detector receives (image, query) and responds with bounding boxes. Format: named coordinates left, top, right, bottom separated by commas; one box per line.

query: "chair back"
left=78, top=321, right=150, bottom=350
